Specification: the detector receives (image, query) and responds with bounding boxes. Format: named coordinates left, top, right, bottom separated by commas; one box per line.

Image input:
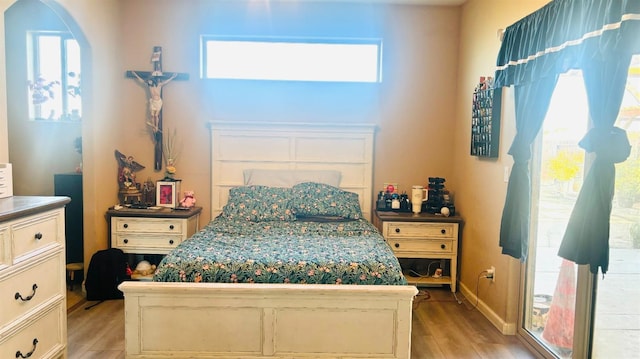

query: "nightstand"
left=106, top=206, right=202, bottom=255
left=374, top=210, right=462, bottom=292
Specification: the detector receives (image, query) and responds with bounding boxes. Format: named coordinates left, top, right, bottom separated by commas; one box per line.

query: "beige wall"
left=0, top=0, right=122, bottom=270
left=114, top=0, right=461, bottom=224
left=0, top=0, right=553, bottom=332
left=454, top=0, right=550, bottom=331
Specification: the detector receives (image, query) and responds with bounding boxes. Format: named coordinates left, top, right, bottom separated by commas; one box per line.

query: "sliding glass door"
left=520, top=57, right=640, bottom=358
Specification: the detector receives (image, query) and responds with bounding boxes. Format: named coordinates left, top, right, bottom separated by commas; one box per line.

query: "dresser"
left=0, top=196, right=70, bottom=359
left=107, top=206, right=201, bottom=255
left=374, top=210, right=463, bottom=292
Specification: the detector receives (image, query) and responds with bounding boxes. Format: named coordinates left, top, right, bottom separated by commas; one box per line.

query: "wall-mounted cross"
left=126, top=46, right=188, bottom=171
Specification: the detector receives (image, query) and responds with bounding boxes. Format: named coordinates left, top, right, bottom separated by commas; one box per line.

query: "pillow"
left=243, top=169, right=341, bottom=188
left=221, top=185, right=296, bottom=222
left=291, top=182, right=362, bottom=220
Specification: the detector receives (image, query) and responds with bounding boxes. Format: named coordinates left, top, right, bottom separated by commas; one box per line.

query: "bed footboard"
left=119, top=281, right=417, bottom=358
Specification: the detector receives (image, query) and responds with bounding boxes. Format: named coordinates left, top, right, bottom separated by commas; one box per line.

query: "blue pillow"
left=291, top=182, right=362, bottom=220
left=221, top=186, right=296, bottom=222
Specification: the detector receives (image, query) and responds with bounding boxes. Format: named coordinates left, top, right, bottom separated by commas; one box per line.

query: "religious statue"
left=130, top=71, right=178, bottom=135
left=126, top=46, right=188, bottom=171
left=115, top=150, right=145, bottom=204
left=142, top=178, right=156, bottom=206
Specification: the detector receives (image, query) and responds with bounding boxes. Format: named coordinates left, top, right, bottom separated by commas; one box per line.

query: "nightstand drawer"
left=113, top=217, right=183, bottom=234
left=385, top=221, right=455, bottom=239
left=387, top=238, right=454, bottom=254
left=113, top=234, right=183, bottom=251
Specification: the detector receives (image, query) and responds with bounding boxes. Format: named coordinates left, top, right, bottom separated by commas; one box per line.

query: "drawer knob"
left=169, top=239, right=174, bottom=245
left=15, top=284, right=38, bottom=302
left=124, top=239, right=129, bottom=244
left=441, top=229, right=446, bottom=234
left=34, top=232, right=43, bottom=240
left=123, top=223, right=129, bottom=228
left=441, top=244, right=446, bottom=249
left=394, top=243, right=400, bottom=248
left=15, top=338, right=39, bottom=359
left=395, top=228, right=400, bottom=233
left=169, top=224, right=175, bottom=230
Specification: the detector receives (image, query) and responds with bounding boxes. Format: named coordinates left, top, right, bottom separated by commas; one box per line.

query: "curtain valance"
left=495, top=0, right=638, bottom=275
left=495, top=0, right=640, bottom=88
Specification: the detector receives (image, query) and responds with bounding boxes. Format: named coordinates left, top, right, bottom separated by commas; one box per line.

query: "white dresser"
left=0, top=196, right=70, bottom=359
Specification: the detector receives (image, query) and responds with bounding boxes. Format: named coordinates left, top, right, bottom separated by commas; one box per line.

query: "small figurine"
left=179, top=190, right=196, bottom=208
left=115, top=150, right=145, bottom=190
left=115, top=150, right=145, bottom=204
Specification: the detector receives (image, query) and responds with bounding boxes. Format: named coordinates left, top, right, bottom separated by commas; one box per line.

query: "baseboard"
left=459, top=282, right=516, bottom=335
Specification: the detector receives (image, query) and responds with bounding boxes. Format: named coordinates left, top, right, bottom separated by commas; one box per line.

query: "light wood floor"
left=66, top=287, right=537, bottom=359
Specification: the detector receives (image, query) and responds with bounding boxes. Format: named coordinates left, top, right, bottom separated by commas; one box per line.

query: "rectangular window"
left=201, top=36, right=382, bottom=83
left=27, top=31, right=81, bottom=121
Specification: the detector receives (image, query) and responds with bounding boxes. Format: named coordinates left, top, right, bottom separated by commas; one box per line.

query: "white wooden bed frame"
left=119, top=121, right=418, bottom=359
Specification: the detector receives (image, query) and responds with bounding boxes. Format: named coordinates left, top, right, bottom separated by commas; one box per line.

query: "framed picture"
left=156, top=180, right=181, bottom=208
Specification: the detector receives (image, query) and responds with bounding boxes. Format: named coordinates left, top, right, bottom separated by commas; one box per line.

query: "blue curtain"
left=558, top=55, right=632, bottom=275
left=499, top=76, right=558, bottom=260
left=495, top=0, right=640, bottom=89
left=494, top=0, right=640, bottom=273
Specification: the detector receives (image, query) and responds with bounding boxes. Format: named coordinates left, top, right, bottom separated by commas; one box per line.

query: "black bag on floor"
left=85, top=248, right=128, bottom=301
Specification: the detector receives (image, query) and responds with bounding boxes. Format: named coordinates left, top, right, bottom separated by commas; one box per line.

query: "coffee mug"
left=411, top=185, right=428, bottom=214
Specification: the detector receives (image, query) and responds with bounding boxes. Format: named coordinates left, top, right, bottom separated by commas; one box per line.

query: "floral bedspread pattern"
left=153, top=217, right=407, bottom=285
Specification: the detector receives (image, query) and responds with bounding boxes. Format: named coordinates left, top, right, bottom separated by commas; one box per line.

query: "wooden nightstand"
left=374, top=210, right=463, bottom=292
left=106, top=206, right=202, bottom=255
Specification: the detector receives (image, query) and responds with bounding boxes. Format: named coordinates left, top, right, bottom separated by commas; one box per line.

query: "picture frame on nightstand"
left=156, top=180, right=181, bottom=208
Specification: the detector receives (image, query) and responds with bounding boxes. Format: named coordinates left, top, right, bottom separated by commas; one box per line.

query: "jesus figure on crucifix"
left=130, top=71, right=178, bottom=134
left=126, top=46, right=188, bottom=170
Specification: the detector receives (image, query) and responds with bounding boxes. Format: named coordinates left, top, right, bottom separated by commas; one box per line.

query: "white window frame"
left=201, top=35, right=383, bottom=83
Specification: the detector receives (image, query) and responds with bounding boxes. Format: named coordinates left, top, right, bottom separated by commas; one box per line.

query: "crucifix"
left=126, top=46, right=188, bottom=171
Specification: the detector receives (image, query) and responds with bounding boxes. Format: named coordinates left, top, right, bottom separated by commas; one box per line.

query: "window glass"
left=202, top=36, right=382, bottom=83
left=27, top=31, right=81, bottom=121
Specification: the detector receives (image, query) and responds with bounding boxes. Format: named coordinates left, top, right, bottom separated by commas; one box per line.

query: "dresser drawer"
left=387, top=238, right=455, bottom=254
left=113, top=234, right=183, bottom=251
left=0, top=301, right=65, bottom=359
left=0, top=226, right=8, bottom=270
left=384, top=221, right=456, bottom=239
left=0, top=253, right=64, bottom=327
left=113, top=217, right=183, bottom=234
left=11, top=211, right=62, bottom=262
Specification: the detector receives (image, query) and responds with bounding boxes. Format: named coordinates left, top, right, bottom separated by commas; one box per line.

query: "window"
left=201, top=36, right=382, bottom=83
left=524, top=58, right=640, bottom=358
left=27, top=31, right=81, bottom=121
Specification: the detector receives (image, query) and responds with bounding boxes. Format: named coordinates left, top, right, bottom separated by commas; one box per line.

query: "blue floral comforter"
left=153, top=217, right=407, bottom=285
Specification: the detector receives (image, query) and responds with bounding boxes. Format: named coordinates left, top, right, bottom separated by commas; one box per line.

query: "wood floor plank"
left=67, top=300, right=125, bottom=359
left=66, top=287, right=538, bottom=359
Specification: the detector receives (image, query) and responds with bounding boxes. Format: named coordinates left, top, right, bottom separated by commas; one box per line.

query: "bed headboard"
left=209, top=121, right=376, bottom=221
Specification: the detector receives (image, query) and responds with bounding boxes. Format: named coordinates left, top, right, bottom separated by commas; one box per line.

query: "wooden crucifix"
left=126, top=46, right=188, bottom=171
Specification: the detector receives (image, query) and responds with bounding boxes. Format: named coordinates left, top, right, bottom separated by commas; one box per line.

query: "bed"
left=118, top=121, right=418, bottom=358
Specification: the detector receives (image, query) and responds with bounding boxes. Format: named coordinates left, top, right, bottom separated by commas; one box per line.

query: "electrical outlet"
left=487, top=266, right=496, bottom=282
